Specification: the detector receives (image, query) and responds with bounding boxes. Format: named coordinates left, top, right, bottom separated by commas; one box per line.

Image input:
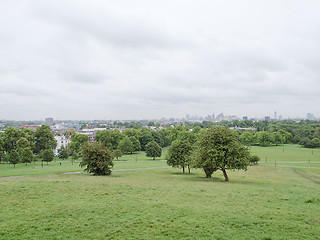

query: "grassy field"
left=0, top=145, right=319, bottom=239
left=251, top=144, right=320, bottom=169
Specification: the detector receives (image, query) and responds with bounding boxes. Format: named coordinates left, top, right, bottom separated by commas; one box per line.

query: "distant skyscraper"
left=274, top=110, right=277, bottom=120
left=45, top=117, right=54, bottom=126
left=307, top=113, right=315, bottom=120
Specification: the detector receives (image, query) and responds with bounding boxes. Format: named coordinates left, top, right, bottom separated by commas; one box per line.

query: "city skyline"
left=1, top=1, right=320, bottom=120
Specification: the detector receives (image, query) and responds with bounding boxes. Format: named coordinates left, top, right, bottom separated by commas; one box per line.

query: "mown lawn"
left=1, top=164, right=319, bottom=239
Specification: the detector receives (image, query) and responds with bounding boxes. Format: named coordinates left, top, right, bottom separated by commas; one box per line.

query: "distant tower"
left=45, top=117, right=54, bottom=126
left=274, top=110, right=277, bottom=120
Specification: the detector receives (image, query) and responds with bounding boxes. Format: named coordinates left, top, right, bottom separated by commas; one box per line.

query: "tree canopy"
left=166, top=139, right=192, bottom=174
left=193, top=127, right=250, bottom=181
left=145, top=141, right=162, bottom=160
left=80, top=143, right=114, bottom=175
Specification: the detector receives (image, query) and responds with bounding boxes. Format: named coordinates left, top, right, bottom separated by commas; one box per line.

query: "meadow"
left=0, top=145, right=319, bottom=239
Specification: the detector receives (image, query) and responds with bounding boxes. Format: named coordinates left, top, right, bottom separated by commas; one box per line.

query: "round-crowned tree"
left=145, top=141, right=162, bottom=160
left=193, top=127, right=250, bottom=181
left=80, top=143, right=114, bottom=175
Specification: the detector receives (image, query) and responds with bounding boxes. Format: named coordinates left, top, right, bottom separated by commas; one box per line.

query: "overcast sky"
left=1, top=0, right=319, bottom=121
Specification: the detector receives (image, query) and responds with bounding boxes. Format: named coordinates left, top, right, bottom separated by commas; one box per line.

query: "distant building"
left=307, top=113, right=315, bottom=120
left=54, top=135, right=71, bottom=155
left=265, top=116, right=271, bottom=121
left=243, top=116, right=248, bottom=120
left=45, top=118, right=54, bottom=126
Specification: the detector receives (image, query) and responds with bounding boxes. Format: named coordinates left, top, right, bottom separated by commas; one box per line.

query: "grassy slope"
left=0, top=166, right=319, bottom=239
left=1, top=145, right=319, bottom=239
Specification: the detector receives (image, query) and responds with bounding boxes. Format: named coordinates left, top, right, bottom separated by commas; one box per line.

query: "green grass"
left=1, top=166, right=319, bottom=239
left=0, top=149, right=169, bottom=178
left=1, top=145, right=319, bottom=239
left=251, top=144, right=320, bottom=163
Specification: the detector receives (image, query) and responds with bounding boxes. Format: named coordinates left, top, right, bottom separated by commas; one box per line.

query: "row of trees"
left=0, top=125, right=57, bottom=166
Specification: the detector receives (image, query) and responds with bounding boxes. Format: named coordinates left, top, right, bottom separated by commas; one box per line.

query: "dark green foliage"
left=145, top=141, right=162, bottom=160
left=166, top=140, right=192, bottom=174
left=80, top=143, right=114, bottom=175
left=139, top=128, right=154, bottom=151
left=69, top=133, right=89, bottom=154
left=35, top=125, right=57, bottom=154
left=118, top=136, right=134, bottom=154
left=95, top=130, right=123, bottom=151
left=193, top=127, right=250, bottom=181
left=6, top=150, right=20, bottom=167
left=41, top=149, right=54, bottom=163
left=19, top=147, right=33, bottom=165
left=58, top=146, right=69, bottom=159
left=129, top=136, right=141, bottom=151
left=2, top=127, right=21, bottom=152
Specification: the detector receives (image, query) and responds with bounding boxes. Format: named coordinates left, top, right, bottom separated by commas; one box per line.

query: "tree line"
left=0, top=125, right=57, bottom=166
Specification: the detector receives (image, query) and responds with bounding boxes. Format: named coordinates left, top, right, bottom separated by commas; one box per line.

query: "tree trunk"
left=188, top=165, right=190, bottom=174
left=221, top=169, right=229, bottom=182
left=204, top=167, right=212, bottom=178
left=182, top=166, right=185, bottom=174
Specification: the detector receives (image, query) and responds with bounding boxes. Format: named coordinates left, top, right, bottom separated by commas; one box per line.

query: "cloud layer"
left=1, top=0, right=320, bottom=120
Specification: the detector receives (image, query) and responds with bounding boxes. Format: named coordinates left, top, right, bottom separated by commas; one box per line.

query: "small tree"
left=80, top=143, right=114, bottom=175
left=19, top=147, right=33, bottom=166
left=166, top=140, right=192, bottom=174
left=58, top=146, right=69, bottom=160
left=41, top=149, right=54, bottom=165
left=118, top=136, right=134, bottom=154
left=249, top=155, right=260, bottom=165
left=6, top=150, right=20, bottom=167
left=145, top=141, right=162, bottom=160
left=113, top=149, right=122, bottom=160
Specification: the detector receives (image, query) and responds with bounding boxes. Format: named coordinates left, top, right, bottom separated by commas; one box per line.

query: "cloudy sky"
left=1, top=0, right=319, bottom=121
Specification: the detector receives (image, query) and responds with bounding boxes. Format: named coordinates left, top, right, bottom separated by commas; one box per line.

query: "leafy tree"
left=72, top=152, right=79, bottom=162
left=118, top=136, right=134, bottom=154
left=41, top=149, right=54, bottom=164
left=58, top=146, right=69, bottom=160
left=95, top=130, right=123, bottom=151
left=17, top=137, right=30, bottom=149
left=145, top=141, right=162, bottom=160
left=0, top=134, right=4, bottom=163
left=255, top=131, right=273, bottom=147
left=35, top=125, right=57, bottom=154
left=139, top=128, right=154, bottom=151
left=239, top=130, right=255, bottom=146
left=2, top=127, right=21, bottom=152
left=113, top=149, right=122, bottom=160
left=272, top=132, right=285, bottom=146
left=21, top=128, right=36, bottom=152
left=249, top=155, right=260, bottom=165
left=177, top=131, right=198, bottom=145
left=166, top=140, right=192, bottom=174
left=314, top=127, right=320, bottom=139
left=69, top=133, right=89, bottom=154
left=129, top=136, right=141, bottom=151
left=193, top=127, right=250, bottom=181
left=6, top=150, right=20, bottom=167
left=80, top=143, right=114, bottom=175
left=19, top=147, right=33, bottom=165
left=151, top=131, right=164, bottom=147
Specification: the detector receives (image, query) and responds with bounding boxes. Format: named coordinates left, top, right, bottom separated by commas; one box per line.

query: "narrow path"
left=293, top=169, right=320, bottom=182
